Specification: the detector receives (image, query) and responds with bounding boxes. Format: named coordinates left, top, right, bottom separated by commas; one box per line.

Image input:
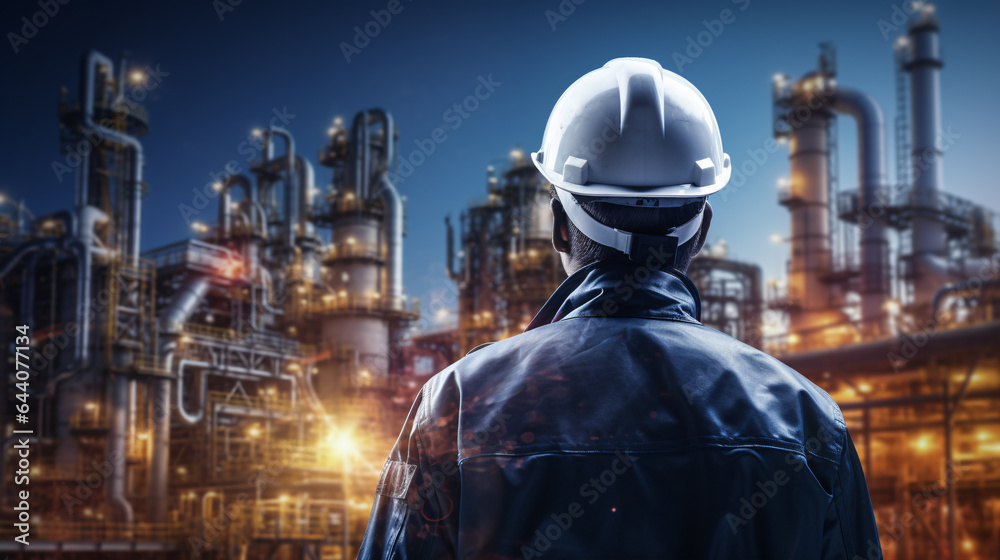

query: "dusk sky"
left=3, top=0, right=998, bottom=329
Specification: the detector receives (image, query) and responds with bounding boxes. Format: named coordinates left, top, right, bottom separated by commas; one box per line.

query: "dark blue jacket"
left=358, top=258, right=882, bottom=559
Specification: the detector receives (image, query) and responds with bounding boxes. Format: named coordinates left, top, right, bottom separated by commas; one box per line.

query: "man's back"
left=358, top=260, right=881, bottom=559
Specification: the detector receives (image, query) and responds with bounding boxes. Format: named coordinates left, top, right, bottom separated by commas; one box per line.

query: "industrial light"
left=128, top=69, right=146, bottom=84
left=883, top=299, right=901, bottom=315
left=0, top=194, right=6, bottom=203
left=857, top=383, right=872, bottom=394
left=327, top=127, right=336, bottom=136
left=912, top=434, right=932, bottom=452
left=327, top=427, right=357, bottom=457
left=346, top=237, right=355, bottom=244
left=770, top=233, right=785, bottom=244
left=177, top=466, right=187, bottom=475
left=776, top=177, right=790, bottom=189
left=191, top=222, right=209, bottom=233
left=787, top=333, right=801, bottom=345
left=85, top=402, right=97, bottom=410
left=279, top=494, right=289, bottom=502
left=138, top=432, right=149, bottom=440
left=247, top=427, right=261, bottom=438
left=251, top=128, right=262, bottom=138
left=212, top=181, right=223, bottom=192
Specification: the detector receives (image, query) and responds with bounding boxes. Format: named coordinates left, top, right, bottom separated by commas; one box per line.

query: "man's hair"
left=549, top=184, right=705, bottom=270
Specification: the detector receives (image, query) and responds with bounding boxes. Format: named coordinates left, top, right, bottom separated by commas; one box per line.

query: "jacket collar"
left=524, top=256, right=702, bottom=332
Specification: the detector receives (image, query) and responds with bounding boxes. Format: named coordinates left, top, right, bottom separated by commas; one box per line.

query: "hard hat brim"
left=530, top=151, right=731, bottom=199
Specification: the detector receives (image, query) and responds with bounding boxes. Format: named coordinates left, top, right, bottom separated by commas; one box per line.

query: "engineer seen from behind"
left=357, top=57, right=882, bottom=560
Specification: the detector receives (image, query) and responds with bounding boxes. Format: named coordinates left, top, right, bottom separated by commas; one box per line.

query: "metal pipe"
left=73, top=206, right=108, bottom=368
left=295, top=155, right=314, bottom=232
left=268, top=127, right=296, bottom=251
left=831, top=88, right=890, bottom=337
left=218, top=174, right=254, bottom=239
left=906, top=5, right=948, bottom=310
left=81, top=51, right=144, bottom=268
left=175, top=358, right=297, bottom=424
left=373, top=174, right=405, bottom=307
left=152, top=273, right=209, bottom=521
left=107, top=372, right=133, bottom=522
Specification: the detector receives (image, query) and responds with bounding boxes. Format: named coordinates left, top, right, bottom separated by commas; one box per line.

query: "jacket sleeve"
left=827, top=428, right=882, bottom=560
left=357, top=383, right=461, bottom=560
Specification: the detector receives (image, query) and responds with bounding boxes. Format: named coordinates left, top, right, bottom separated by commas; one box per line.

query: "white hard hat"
left=531, top=57, right=730, bottom=262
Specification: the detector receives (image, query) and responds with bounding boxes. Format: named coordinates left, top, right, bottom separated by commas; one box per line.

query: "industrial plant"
left=0, top=2, right=997, bottom=559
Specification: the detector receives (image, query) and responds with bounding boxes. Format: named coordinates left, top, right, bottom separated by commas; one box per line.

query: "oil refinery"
left=0, top=2, right=998, bottom=559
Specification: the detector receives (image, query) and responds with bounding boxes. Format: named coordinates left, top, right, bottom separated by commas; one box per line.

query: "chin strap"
left=556, top=188, right=703, bottom=266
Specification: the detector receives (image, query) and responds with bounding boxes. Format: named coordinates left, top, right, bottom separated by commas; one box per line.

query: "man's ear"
left=550, top=198, right=571, bottom=254
left=688, top=202, right=713, bottom=258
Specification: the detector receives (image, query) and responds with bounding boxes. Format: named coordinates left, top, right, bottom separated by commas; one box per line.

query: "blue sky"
left=3, top=0, right=998, bottom=325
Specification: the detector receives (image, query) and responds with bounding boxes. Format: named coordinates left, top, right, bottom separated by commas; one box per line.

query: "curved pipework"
left=218, top=174, right=254, bottom=238
left=82, top=51, right=144, bottom=267
left=151, top=273, right=209, bottom=521
left=159, top=275, right=210, bottom=335
left=831, top=88, right=890, bottom=336
left=74, top=206, right=109, bottom=368
left=367, top=108, right=397, bottom=176
left=373, top=174, right=405, bottom=306
left=176, top=359, right=298, bottom=424
left=259, top=268, right=284, bottom=315
left=268, top=126, right=296, bottom=251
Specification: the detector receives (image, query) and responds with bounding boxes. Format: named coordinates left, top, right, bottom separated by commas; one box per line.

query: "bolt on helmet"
left=531, top=57, right=731, bottom=265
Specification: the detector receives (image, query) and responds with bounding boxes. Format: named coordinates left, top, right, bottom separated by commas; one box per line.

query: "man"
left=358, top=58, right=881, bottom=559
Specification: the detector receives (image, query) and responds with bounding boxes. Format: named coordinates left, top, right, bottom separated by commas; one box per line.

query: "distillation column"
left=777, top=74, right=838, bottom=347
left=907, top=3, right=949, bottom=311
